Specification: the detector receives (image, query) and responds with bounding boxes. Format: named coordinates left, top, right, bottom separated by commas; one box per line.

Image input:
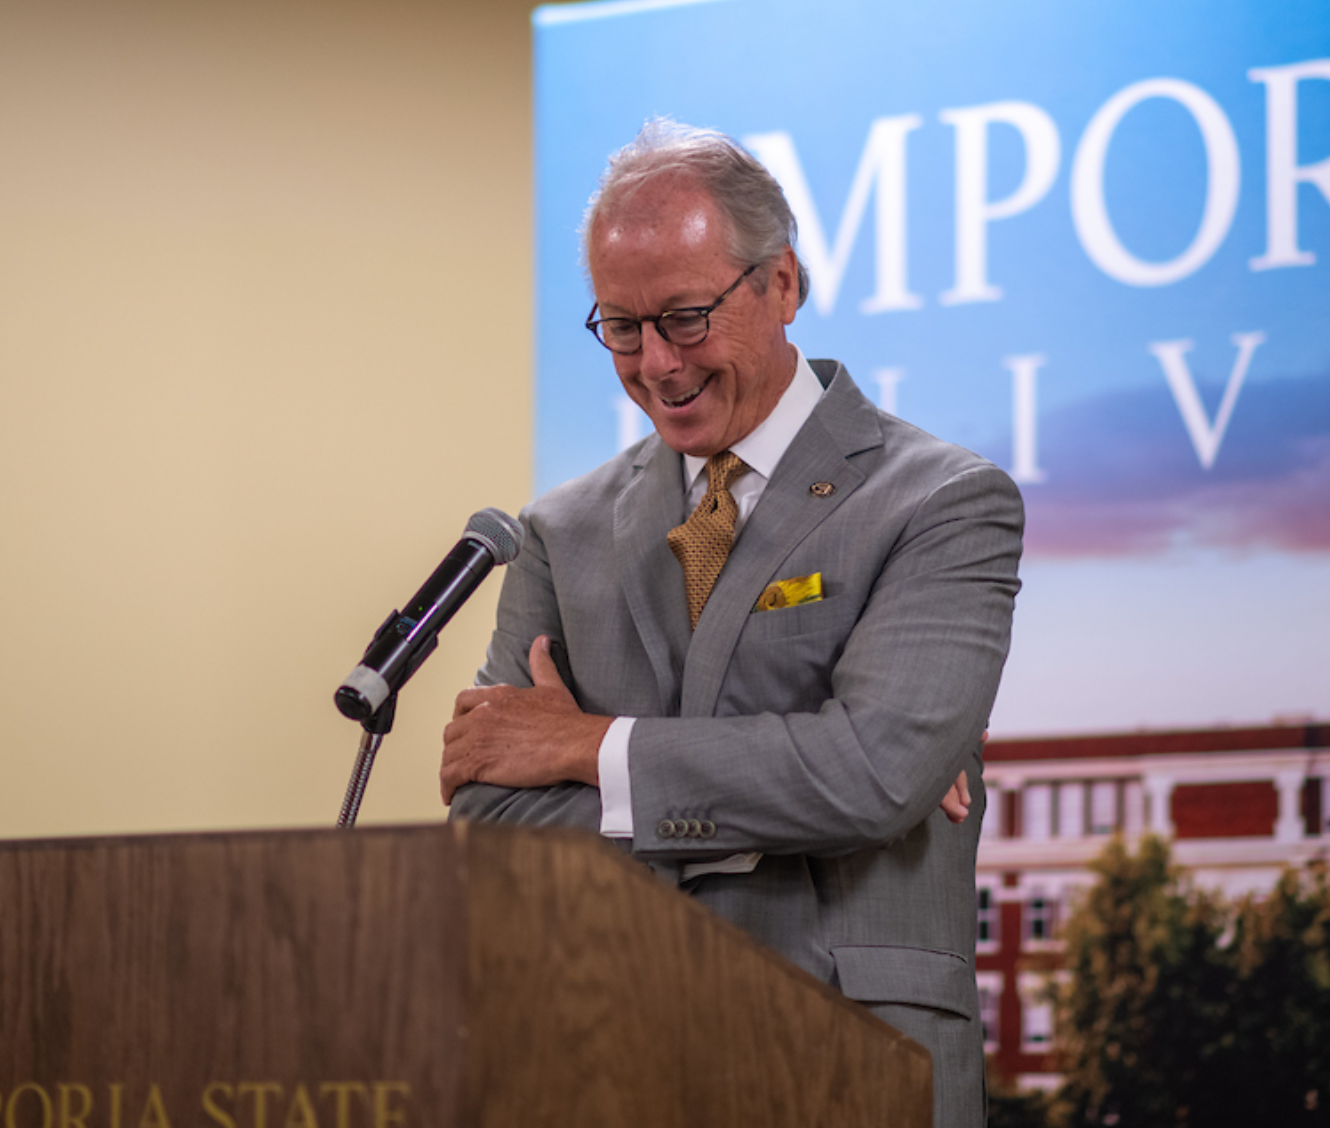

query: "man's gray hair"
left=582, top=118, right=810, bottom=308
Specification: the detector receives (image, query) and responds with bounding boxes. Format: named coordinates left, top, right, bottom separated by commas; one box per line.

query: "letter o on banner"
left=1072, top=77, right=1241, bottom=285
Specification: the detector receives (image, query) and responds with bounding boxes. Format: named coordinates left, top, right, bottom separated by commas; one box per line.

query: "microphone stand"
left=336, top=694, right=396, bottom=828
left=335, top=634, right=437, bottom=828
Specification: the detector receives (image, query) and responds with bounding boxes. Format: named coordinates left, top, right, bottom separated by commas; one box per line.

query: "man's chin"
left=644, top=411, right=710, bottom=456
left=648, top=414, right=720, bottom=455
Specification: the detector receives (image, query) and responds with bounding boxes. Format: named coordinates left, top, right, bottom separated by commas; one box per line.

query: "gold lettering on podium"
left=237, top=1085, right=281, bottom=1128
left=2, top=1083, right=411, bottom=1128
left=138, top=1087, right=169, bottom=1128
left=370, top=1086, right=409, bottom=1128
left=5, top=1084, right=52, bottom=1128
left=58, top=1085, right=93, bottom=1128
left=316, top=1084, right=367, bottom=1128
left=201, top=1085, right=235, bottom=1128
left=279, top=1086, right=317, bottom=1128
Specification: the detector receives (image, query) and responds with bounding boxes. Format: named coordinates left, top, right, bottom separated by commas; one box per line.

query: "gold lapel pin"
left=809, top=481, right=836, bottom=497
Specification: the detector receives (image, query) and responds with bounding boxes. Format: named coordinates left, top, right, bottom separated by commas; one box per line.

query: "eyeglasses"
left=585, top=264, right=758, bottom=355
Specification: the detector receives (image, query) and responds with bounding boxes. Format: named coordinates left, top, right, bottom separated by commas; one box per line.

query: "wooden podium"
left=0, top=823, right=931, bottom=1127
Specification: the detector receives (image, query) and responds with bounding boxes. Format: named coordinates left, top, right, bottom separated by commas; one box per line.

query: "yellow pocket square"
left=753, top=572, right=822, bottom=612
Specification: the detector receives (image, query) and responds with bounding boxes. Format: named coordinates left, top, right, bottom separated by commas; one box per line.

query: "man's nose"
left=638, top=319, right=683, bottom=379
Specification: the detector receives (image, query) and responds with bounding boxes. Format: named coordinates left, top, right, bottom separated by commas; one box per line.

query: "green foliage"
left=1048, top=836, right=1230, bottom=1125
left=1190, top=862, right=1330, bottom=1124
left=987, top=1070, right=1053, bottom=1128
left=1045, top=838, right=1330, bottom=1127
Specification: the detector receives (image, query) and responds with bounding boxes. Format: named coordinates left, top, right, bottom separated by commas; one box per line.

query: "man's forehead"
left=595, top=180, right=724, bottom=246
left=597, top=215, right=710, bottom=260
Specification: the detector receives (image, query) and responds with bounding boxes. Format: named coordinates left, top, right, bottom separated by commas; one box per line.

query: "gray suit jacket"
left=450, top=360, right=1023, bottom=1127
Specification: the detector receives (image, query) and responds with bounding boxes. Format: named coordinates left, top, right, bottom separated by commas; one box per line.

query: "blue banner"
left=533, top=0, right=1330, bottom=735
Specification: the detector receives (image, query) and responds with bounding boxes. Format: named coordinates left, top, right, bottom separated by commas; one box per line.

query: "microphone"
left=334, top=507, right=524, bottom=723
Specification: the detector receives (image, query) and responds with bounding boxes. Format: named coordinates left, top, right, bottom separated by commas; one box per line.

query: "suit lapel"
left=614, top=436, right=692, bottom=716
left=680, top=365, right=885, bottom=718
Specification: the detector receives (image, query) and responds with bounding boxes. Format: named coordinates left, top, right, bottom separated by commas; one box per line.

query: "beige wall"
left=0, top=0, right=559, bottom=837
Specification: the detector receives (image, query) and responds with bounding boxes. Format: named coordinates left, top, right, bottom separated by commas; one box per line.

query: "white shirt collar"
left=680, top=346, right=824, bottom=490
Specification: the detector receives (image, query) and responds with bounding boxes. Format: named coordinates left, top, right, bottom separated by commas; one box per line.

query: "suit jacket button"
left=656, top=819, right=677, bottom=839
left=687, top=819, right=704, bottom=838
left=699, top=820, right=717, bottom=839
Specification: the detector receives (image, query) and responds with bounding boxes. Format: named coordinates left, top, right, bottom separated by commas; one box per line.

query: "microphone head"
left=465, top=507, right=524, bottom=565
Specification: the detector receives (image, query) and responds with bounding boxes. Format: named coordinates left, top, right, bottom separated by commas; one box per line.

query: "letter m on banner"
left=746, top=119, right=924, bottom=316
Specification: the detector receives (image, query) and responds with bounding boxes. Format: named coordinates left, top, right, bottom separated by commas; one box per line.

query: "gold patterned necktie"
left=667, top=451, right=750, bottom=629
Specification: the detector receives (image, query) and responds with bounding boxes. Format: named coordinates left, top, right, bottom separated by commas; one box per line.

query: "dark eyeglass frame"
left=585, top=264, right=759, bottom=354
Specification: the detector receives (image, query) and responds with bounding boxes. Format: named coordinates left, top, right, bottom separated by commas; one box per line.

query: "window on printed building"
left=1025, top=890, right=1057, bottom=944
left=1090, top=780, right=1119, bottom=835
left=1058, top=781, right=1085, bottom=838
left=1024, top=783, right=1053, bottom=840
left=976, top=885, right=1000, bottom=950
left=1018, top=971, right=1066, bottom=1054
left=977, top=980, right=1001, bottom=1052
left=1022, top=995, right=1054, bottom=1051
left=981, top=784, right=1002, bottom=839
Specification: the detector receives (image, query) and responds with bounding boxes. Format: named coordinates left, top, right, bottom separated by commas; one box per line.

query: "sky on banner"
left=532, top=0, right=1330, bottom=736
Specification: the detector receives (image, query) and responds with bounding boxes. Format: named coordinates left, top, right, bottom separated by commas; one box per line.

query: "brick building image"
left=976, top=723, right=1330, bottom=1089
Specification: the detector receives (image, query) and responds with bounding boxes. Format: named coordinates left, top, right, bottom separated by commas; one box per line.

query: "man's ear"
left=772, top=245, right=801, bottom=324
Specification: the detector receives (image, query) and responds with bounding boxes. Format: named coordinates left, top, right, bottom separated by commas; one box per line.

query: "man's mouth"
left=660, top=376, right=710, bottom=409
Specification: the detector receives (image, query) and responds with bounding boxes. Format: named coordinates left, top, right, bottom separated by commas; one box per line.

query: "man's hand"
left=939, top=729, right=987, bottom=824
left=940, top=771, right=971, bottom=824
left=440, top=636, right=612, bottom=805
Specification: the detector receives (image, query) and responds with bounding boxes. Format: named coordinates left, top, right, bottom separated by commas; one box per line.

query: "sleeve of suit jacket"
left=448, top=369, right=1024, bottom=862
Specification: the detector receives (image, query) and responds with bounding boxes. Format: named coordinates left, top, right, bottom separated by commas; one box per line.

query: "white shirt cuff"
left=597, top=716, right=636, bottom=838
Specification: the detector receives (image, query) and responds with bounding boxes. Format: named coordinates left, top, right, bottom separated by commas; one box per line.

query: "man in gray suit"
left=441, top=119, right=1023, bottom=1127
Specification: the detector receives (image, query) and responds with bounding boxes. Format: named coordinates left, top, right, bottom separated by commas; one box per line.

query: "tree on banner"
left=1050, top=838, right=1330, bottom=1126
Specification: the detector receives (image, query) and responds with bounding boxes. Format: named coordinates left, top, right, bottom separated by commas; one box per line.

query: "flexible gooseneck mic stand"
left=336, top=694, right=397, bottom=828
left=335, top=636, right=436, bottom=828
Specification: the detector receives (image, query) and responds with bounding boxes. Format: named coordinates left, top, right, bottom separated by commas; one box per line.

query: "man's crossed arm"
left=440, top=635, right=972, bottom=824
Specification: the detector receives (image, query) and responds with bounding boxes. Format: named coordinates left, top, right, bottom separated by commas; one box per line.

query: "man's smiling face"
left=587, top=178, right=799, bottom=458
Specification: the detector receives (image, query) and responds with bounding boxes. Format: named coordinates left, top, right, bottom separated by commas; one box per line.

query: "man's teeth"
left=662, top=383, right=705, bottom=408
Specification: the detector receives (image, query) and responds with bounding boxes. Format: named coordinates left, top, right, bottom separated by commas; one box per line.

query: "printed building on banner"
left=976, top=723, right=1330, bottom=1090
